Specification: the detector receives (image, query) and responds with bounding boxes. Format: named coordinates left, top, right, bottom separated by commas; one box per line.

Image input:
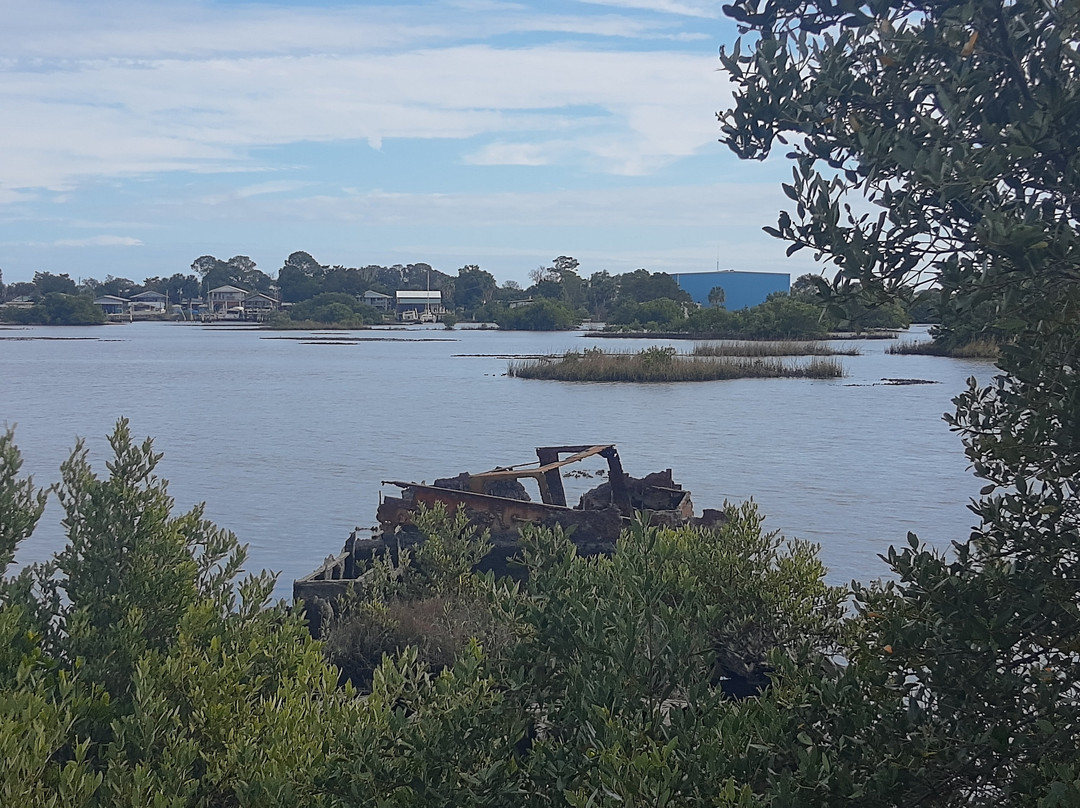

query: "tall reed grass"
left=692, top=340, right=858, bottom=357
left=507, top=347, right=844, bottom=382
left=887, top=339, right=999, bottom=358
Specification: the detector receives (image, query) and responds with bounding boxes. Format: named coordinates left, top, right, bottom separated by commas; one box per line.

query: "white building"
left=395, top=290, right=443, bottom=320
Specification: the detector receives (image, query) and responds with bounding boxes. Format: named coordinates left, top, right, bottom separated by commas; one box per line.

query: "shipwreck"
left=294, top=444, right=721, bottom=635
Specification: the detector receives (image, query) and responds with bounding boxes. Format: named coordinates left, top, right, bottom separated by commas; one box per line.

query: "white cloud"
left=0, top=1, right=731, bottom=192
left=0, top=187, right=34, bottom=205
left=197, top=181, right=314, bottom=206
left=0, top=0, right=772, bottom=287
left=573, top=0, right=721, bottom=18
left=161, top=180, right=789, bottom=231
left=53, top=235, right=143, bottom=247
left=3, top=1, right=712, bottom=60
left=466, top=141, right=565, bottom=166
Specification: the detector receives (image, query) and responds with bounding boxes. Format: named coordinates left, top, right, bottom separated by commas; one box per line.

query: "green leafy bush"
left=684, top=294, right=830, bottom=339
left=607, top=297, right=687, bottom=330
left=494, top=299, right=581, bottom=330
left=718, top=0, right=1080, bottom=800
left=8, top=401, right=1072, bottom=804
left=0, top=422, right=349, bottom=806
left=279, top=293, right=381, bottom=327
left=0, top=293, right=106, bottom=325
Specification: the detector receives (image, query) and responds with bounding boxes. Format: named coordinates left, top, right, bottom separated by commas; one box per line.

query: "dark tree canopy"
left=495, top=298, right=580, bottom=331
left=789, top=273, right=824, bottom=301
left=277, top=253, right=325, bottom=302
left=190, top=255, right=225, bottom=278
left=719, top=0, right=1080, bottom=347
left=455, top=265, right=497, bottom=310
left=616, top=269, right=692, bottom=306
left=224, top=256, right=273, bottom=293
left=32, top=272, right=77, bottom=297
left=1, top=293, right=105, bottom=325
left=4, top=281, right=36, bottom=300
left=707, top=285, right=726, bottom=308
left=720, top=1, right=1080, bottom=803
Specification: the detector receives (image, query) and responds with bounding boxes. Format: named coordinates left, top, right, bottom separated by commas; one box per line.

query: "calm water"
left=1, top=322, right=992, bottom=599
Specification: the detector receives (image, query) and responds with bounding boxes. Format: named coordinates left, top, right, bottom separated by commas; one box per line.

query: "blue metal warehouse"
left=672, top=270, right=790, bottom=310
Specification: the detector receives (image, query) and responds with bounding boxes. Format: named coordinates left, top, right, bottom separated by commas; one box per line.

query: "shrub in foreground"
left=1, top=423, right=861, bottom=806
left=5, top=403, right=1075, bottom=804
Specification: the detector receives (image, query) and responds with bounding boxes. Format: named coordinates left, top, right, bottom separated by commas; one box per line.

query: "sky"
left=0, top=0, right=822, bottom=287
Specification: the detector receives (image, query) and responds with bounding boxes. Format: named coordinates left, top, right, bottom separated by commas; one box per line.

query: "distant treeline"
left=0, top=257, right=940, bottom=334
left=0, top=254, right=703, bottom=330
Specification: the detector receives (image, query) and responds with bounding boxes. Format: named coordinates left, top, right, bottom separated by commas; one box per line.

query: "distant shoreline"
left=590, top=329, right=902, bottom=341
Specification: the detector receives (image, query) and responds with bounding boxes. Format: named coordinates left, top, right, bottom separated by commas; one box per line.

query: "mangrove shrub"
left=719, top=0, right=1080, bottom=801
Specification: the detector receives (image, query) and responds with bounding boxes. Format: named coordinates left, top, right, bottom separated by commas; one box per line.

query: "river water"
left=1, top=321, right=992, bottom=599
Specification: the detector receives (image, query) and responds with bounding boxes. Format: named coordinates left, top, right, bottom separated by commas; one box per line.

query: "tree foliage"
left=33, top=272, right=78, bottom=297
left=4, top=281, right=37, bottom=300
left=708, top=285, right=727, bottom=308
left=191, top=255, right=274, bottom=294
left=719, top=0, right=1080, bottom=348
left=615, top=268, right=693, bottom=306
left=9, top=405, right=1073, bottom=804
left=279, top=292, right=381, bottom=328
left=454, top=265, right=497, bottom=310
left=494, top=298, right=581, bottom=330
left=276, top=251, right=325, bottom=302
left=601, top=291, right=832, bottom=338
left=0, top=423, right=343, bottom=805
left=0, top=293, right=106, bottom=325
left=1, top=425, right=857, bottom=806
left=96, top=276, right=137, bottom=299
left=607, top=297, right=687, bottom=330
left=719, top=0, right=1080, bottom=801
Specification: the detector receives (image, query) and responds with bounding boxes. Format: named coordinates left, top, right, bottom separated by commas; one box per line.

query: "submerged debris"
left=845, top=378, right=940, bottom=387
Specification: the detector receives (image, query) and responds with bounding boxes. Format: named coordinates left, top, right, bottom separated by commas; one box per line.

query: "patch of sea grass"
left=507, top=347, right=844, bottom=382
left=692, top=340, right=858, bottom=357
left=262, top=318, right=370, bottom=331
left=887, top=338, right=999, bottom=359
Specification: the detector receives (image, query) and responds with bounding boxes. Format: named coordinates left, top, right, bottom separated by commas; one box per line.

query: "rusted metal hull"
left=293, top=445, right=712, bottom=636
left=375, top=484, right=625, bottom=574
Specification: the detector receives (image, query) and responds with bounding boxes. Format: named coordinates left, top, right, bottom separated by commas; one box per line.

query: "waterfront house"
left=130, top=290, right=167, bottom=312
left=1, top=296, right=36, bottom=310
left=208, top=285, right=248, bottom=317
left=361, top=290, right=392, bottom=311
left=93, top=295, right=131, bottom=317
left=243, top=292, right=280, bottom=318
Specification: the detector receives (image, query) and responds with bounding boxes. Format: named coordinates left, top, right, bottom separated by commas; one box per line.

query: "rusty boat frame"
left=294, top=444, right=711, bottom=635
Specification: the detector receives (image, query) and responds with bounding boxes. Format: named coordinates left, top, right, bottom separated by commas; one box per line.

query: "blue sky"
left=0, top=0, right=820, bottom=287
